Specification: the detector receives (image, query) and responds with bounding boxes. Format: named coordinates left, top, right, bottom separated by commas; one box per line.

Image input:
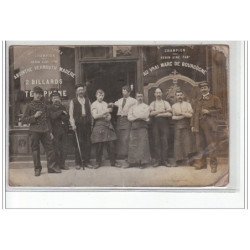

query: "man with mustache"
left=149, top=87, right=172, bottom=167
left=172, top=90, right=195, bottom=167
left=127, top=92, right=151, bottom=168
left=69, top=84, right=93, bottom=170
left=191, top=82, right=222, bottom=173
left=49, top=91, right=70, bottom=170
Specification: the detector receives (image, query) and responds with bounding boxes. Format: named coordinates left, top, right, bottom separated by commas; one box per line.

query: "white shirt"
left=128, top=103, right=150, bottom=122
left=172, top=101, right=193, bottom=116
left=91, top=100, right=109, bottom=119
left=115, top=96, right=137, bottom=116
left=77, top=97, right=86, bottom=115
left=149, top=100, right=172, bottom=112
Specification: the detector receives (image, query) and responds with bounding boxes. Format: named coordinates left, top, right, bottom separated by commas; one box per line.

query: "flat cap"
left=75, top=84, right=86, bottom=90
left=33, top=86, right=43, bottom=94
left=51, top=90, right=61, bottom=97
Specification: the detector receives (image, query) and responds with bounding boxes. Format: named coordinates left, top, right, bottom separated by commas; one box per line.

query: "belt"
left=117, top=115, right=128, bottom=117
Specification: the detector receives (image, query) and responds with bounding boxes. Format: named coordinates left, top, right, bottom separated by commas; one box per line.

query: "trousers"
left=30, top=131, right=56, bottom=170
left=75, top=122, right=92, bottom=165
left=152, top=117, right=170, bottom=163
left=95, top=141, right=116, bottom=165
left=195, top=118, right=218, bottom=165
left=53, top=130, right=68, bottom=168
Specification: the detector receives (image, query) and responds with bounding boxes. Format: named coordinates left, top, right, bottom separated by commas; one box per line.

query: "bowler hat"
left=33, top=86, right=43, bottom=94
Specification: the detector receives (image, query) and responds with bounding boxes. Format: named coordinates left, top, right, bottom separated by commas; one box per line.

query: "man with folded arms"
left=149, top=87, right=172, bottom=167
left=172, top=90, right=195, bottom=167
left=127, top=92, right=151, bottom=168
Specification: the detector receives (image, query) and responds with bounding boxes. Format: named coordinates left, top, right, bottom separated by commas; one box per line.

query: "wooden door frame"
left=74, top=47, right=144, bottom=93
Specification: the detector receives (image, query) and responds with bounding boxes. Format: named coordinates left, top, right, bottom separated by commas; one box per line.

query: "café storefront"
left=9, top=44, right=229, bottom=161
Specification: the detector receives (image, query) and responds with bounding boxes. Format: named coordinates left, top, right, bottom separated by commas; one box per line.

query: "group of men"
left=22, top=81, right=222, bottom=177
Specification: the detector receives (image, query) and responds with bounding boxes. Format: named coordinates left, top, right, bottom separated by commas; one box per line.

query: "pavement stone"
left=8, top=159, right=229, bottom=188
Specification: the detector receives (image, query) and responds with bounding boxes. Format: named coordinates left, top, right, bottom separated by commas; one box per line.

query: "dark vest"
left=73, top=97, right=91, bottom=124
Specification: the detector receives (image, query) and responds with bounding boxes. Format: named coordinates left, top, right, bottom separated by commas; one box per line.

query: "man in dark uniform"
left=49, top=91, right=70, bottom=170
left=191, top=82, right=222, bottom=173
left=22, top=86, right=61, bottom=176
left=69, top=84, right=93, bottom=169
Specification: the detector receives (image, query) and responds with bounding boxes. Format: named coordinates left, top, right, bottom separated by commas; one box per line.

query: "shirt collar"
left=78, top=96, right=85, bottom=102
left=202, top=93, right=210, bottom=98
left=199, top=93, right=211, bottom=100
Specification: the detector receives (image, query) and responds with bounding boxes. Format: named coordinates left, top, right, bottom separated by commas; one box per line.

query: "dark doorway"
left=81, top=61, right=137, bottom=103
left=81, top=61, right=137, bottom=159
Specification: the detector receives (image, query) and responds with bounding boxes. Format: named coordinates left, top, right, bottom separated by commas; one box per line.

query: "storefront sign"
left=143, top=61, right=207, bottom=76
left=13, top=46, right=75, bottom=99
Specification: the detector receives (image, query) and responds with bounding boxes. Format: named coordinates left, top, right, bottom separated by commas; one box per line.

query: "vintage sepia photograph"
left=7, top=43, right=229, bottom=187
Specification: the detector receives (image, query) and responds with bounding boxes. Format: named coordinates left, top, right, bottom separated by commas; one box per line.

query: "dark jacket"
left=72, top=97, right=92, bottom=125
left=22, top=100, right=51, bottom=132
left=191, top=94, right=222, bottom=132
left=49, top=104, right=69, bottom=134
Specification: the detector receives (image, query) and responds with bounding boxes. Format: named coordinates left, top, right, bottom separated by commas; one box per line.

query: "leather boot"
left=32, top=150, right=42, bottom=170
left=210, top=158, right=218, bottom=173
left=194, top=158, right=207, bottom=170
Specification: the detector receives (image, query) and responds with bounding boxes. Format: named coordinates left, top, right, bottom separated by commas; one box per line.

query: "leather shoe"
left=34, top=169, right=41, bottom=177
left=194, top=164, right=207, bottom=170
left=111, top=162, right=122, bottom=168
left=152, top=162, right=161, bottom=167
left=61, top=165, right=69, bottom=170
left=93, top=162, right=101, bottom=169
left=85, top=163, right=93, bottom=169
left=163, top=161, right=171, bottom=167
left=48, top=167, right=62, bottom=173
left=211, top=167, right=217, bottom=173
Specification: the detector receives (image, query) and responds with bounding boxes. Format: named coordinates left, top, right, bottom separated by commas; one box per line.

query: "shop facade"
left=8, top=44, right=229, bottom=161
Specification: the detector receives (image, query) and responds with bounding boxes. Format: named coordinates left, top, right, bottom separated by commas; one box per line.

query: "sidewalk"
left=8, top=158, right=229, bottom=188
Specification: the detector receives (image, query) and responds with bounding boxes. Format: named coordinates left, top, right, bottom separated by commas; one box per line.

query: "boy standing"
left=91, top=89, right=121, bottom=168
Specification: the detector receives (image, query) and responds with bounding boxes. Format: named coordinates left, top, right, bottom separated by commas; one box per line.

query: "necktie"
left=122, top=98, right=126, bottom=109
